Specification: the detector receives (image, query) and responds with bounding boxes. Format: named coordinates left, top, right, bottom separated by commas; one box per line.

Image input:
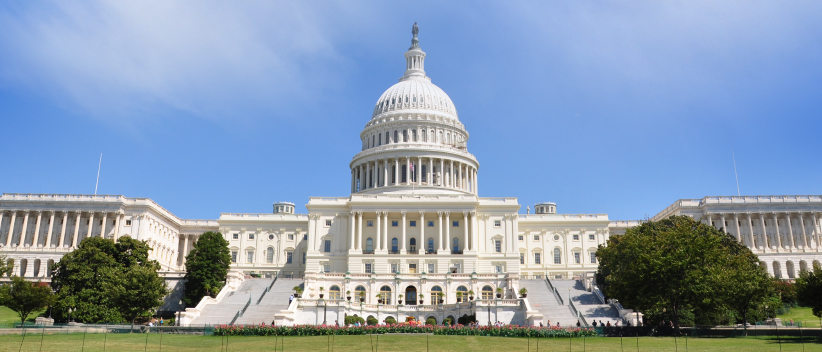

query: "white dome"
left=371, top=78, right=458, bottom=120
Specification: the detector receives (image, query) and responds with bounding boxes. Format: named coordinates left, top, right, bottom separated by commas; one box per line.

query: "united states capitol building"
left=1, top=25, right=820, bottom=326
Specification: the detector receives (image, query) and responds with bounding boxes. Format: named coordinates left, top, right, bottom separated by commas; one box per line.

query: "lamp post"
left=177, top=299, right=183, bottom=326
left=568, top=287, right=571, bottom=305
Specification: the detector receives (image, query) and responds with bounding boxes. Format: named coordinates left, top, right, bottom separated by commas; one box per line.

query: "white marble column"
left=428, top=158, right=433, bottom=185
left=394, top=159, right=399, bottom=186
left=72, top=212, right=81, bottom=247
left=0, top=212, right=4, bottom=244
left=419, top=212, right=425, bottom=254
left=746, top=213, right=756, bottom=249
left=45, top=211, right=55, bottom=248
left=32, top=211, right=42, bottom=247
left=813, top=212, right=820, bottom=248
left=59, top=212, right=68, bottom=247
left=351, top=169, right=356, bottom=193
left=357, top=212, right=364, bottom=252
left=471, top=211, right=478, bottom=251
left=114, top=212, right=123, bottom=240
left=704, top=214, right=711, bottom=227
left=349, top=212, right=356, bottom=251
left=181, top=234, right=189, bottom=266
left=462, top=212, right=468, bottom=252
left=720, top=214, right=726, bottom=233
left=86, top=211, right=94, bottom=240
left=439, top=159, right=444, bottom=187
left=417, top=157, right=422, bottom=185
left=375, top=212, right=381, bottom=252
left=733, top=213, right=741, bottom=242
left=366, top=162, right=371, bottom=190
left=474, top=169, right=478, bottom=194
left=18, top=211, right=30, bottom=247
left=5, top=211, right=16, bottom=247
left=444, top=212, right=451, bottom=253
left=401, top=211, right=407, bottom=252
left=382, top=212, right=389, bottom=251
left=406, top=157, right=411, bottom=185
left=438, top=212, right=444, bottom=251
left=100, top=212, right=108, bottom=238
left=786, top=213, right=795, bottom=249
left=799, top=213, right=808, bottom=250
left=759, top=214, right=768, bottom=249
left=773, top=213, right=782, bottom=250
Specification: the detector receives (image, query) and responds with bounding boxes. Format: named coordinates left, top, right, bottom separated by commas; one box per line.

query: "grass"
left=778, top=307, right=822, bottom=327
left=0, top=333, right=818, bottom=352
left=0, top=306, right=46, bottom=326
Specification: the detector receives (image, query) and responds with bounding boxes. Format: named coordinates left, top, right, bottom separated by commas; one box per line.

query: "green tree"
left=183, top=231, right=231, bottom=306
left=795, top=265, right=822, bottom=318
left=0, top=276, right=55, bottom=324
left=596, top=215, right=772, bottom=333
left=50, top=236, right=166, bottom=323
left=107, top=264, right=169, bottom=328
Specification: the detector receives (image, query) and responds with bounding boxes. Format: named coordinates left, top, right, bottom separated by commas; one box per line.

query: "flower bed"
left=213, top=324, right=597, bottom=338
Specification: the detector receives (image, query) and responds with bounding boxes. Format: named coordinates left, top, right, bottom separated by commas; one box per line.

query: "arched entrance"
left=405, top=286, right=417, bottom=305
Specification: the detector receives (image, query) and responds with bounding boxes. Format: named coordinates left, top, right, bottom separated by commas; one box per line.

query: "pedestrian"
left=576, top=320, right=581, bottom=327
left=606, top=321, right=611, bottom=327
left=539, top=322, right=543, bottom=327
left=159, top=318, right=163, bottom=326
left=335, top=320, right=339, bottom=327
left=289, top=294, right=294, bottom=304
left=599, top=320, right=604, bottom=326
left=592, top=321, right=598, bottom=327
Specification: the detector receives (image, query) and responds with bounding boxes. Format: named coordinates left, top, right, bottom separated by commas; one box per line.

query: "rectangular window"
left=410, top=221, right=417, bottom=227
left=520, top=253, right=524, bottom=264
left=286, top=252, right=293, bottom=264
left=428, top=263, right=435, bottom=273
left=232, top=233, right=239, bottom=240
left=391, top=263, right=398, bottom=273
left=453, top=221, right=459, bottom=227
left=534, top=253, right=541, bottom=264
left=409, top=263, right=417, bottom=273
left=303, top=252, right=306, bottom=264
left=518, top=235, right=523, bottom=241
left=247, top=251, right=254, bottom=263
left=125, top=220, right=132, bottom=226
left=365, top=263, right=372, bottom=274
left=99, top=220, right=103, bottom=225
left=392, top=221, right=399, bottom=227
left=288, top=234, right=294, bottom=240
left=325, top=219, right=332, bottom=227
left=573, top=252, right=580, bottom=264
left=322, top=264, right=331, bottom=273
left=533, top=235, right=539, bottom=241
left=494, top=240, right=501, bottom=253
left=590, top=252, right=597, bottom=264
left=554, top=251, right=561, bottom=264
left=367, top=220, right=373, bottom=227
left=248, top=233, right=255, bottom=240
left=231, top=251, right=238, bottom=263
left=428, top=221, right=434, bottom=227
left=495, top=265, right=503, bottom=273
left=324, top=240, right=331, bottom=252
left=303, top=234, right=308, bottom=240
left=589, top=234, right=595, bottom=241
left=494, top=220, right=501, bottom=227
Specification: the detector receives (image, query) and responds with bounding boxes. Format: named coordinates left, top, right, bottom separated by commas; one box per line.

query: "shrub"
left=344, top=315, right=365, bottom=326
left=366, top=316, right=378, bottom=326
left=426, top=317, right=437, bottom=326
left=385, top=317, right=397, bottom=324
left=213, top=324, right=598, bottom=338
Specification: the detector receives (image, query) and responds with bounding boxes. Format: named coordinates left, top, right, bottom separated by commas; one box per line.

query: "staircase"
left=519, top=279, right=577, bottom=327
left=233, top=278, right=299, bottom=325
left=190, top=278, right=294, bottom=326
left=549, top=279, right=622, bottom=326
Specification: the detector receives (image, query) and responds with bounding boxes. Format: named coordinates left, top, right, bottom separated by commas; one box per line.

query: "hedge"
left=213, top=324, right=597, bottom=338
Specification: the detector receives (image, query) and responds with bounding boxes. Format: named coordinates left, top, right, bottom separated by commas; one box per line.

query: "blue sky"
left=1, top=1, right=821, bottom=220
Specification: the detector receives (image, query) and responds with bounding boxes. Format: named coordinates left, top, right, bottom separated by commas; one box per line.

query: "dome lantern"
left=402, top=22, right=427, bottom=82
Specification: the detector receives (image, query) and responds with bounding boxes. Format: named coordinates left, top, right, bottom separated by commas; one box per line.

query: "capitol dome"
left=371, top=77, right=458, bottom=121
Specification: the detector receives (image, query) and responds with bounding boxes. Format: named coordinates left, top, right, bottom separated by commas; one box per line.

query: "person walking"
left=289, top=294, right=294, bottom=304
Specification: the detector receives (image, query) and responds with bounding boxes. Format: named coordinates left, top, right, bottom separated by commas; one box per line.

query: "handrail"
left=546, top=279, right=564, bottom=305
left=568, top=300, right=589, bottom=327
left=229, top=311, right=240, bottom=325
left=592, top=285, right=606, bottom=304
left=256, top=277, right=277, bottom=305
left=239, top=295, right=251, bottom=318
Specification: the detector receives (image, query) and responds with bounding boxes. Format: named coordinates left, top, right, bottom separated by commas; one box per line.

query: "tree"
left=0, top=276, right=55, bottom=324
left=795, top=265, right=822, bottom=318
left=183, top=231, right=231, bottom=306
left=596, top=215, right=773, bottom=333
left=50, top=236, right=166, bottom=323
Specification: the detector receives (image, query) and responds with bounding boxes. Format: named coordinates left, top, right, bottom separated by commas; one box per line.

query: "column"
left=375, top=212, right=381, bottom=252
left=383, top=159, right=388, bottom=187
left=438, top=212, right=444, bottom=251
left=100, top=212, right=108, bottom=238
left=45, top=211, right=55, bottom=248
left=462, top=212, right=468, bottom=252
left=401, top=212, right=407, bottom=252
left=357, top=212, right=363, bottom=252
left=813, top=213, right=820, bottom=248
left=773, top=213, right=782, bottom=250
left=87, top=211, right=94, bottom=240
left=114, top=212, right=123, bottom=240
left=383, top=212, right=389, bottom=251
left=786, top=213, right=795, bottom=249
left=746, top=213, right=756, bottom=249
left=72, top=212, right=81, bottom=247
left=444, top=212, right=451, bottom=253
left=759, top=214, right=768, bottom=249
left=428, top=157, right=433, bottom=185
left=406, top=157, right=411, bottom=185
left=720, top=214, right=726, bottom=233
left=799, top=213, right=808, bottom=249
left=733, top=213, right=741, bottom=242
left=0, top=212, right=4, bottom=244
left=449, top=160, right=454, bottom=188
left=18, top=211, right=30, bottom=247
left=366, top=162, right=371, bottom=190
left=351, top=169, right=355, bottom=193
left=417, top=157, right=422, bottom=185
left=471, top=211, right=479, bottom=251
left=474, top=169, right=478, bottom=194
left=512, top=215, right=520, bottom=254
left=6, top=211, right=16, bottom=247
left=181, top=234, right=189, bottom=266
left=394, top=159, right=399, bottom=186
left=32, top=211, right=42, bottom=247
left=349, top=212, right=356, bottom=251
left=704, top=214, right=711, bottom=227
left=419, top=212, right=425, bottom=254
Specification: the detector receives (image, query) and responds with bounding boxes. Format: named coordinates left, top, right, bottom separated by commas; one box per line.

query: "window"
left=303, top=252, right=306, bottom=264
left=427, top=238, right=434, bottom=252
left=367, top=220, right=373, bottom=227
left=495, top=264, right=503, bottom=273
left=303, top=234, right=308, bottom=240
left=494, top=220, right=501, bottom=227
left=518, top=235, right=523, bottom=241
left=269, top=234, right=274, bottom=240
left=329, top=286, right=341, bottom=300
left=249, top=233, right=255, bottom=240
left=553, top=248, right=561, bottom=264
left=288, top=234, right=295, bottom=240
left=365, top=263, right=372, bottom=273
left=125, top=220, right=132, bottom=226
left=410, top=238, right=417, bottom=252
left=572, top=234, right=579, bottom=241
left=452, top=238, right=459, bottom=253
left=533, top=235, right=539, bottom=241
left=391, top=238, right=398, bottom=253
left=366, top=238, right=373, bottom=252
left=520, top=253, right=524, bottom=264
left=430, top=286, right=442, bottom=302
left=392, top=221, right=398, bottom=227
left=266, top=247, right=274, bottom=263
left=402, top=130, right=408, bottom=142
left=589, top=234, right=595, bottom=241
left=231, top=251, right=238, bottom=263
left=322, top=264, right=331, bottom=273
left=428, top=221, right=434, bottom=227
left=428, top=263, right=435, bottom=273
left=553, top=235, right=560, bottom=241
left=325, top=220, right=332, bottom=227
left=590, top=252, right=597, bottom=264
left=286, top=252, right=293, bottom=264
left=355, top=285, right=367, bottom=299
left=232, top=233, right=239, bottom=240
left=452, top=221, right=459, bottom=227
left=534, top=253, right=541, bottom=264
left=409, top=263, right=417, bottom=274
left=481, top=286, right=494, bottom=300
left=380, top=286, right=392, bottom=304
left=391, top=263, right=398, bottom=273
left=494, top=240, right=501, bottom=253
left=410, top=221, right=416, bottom=227
left=324, top=239, right=331, bottom=253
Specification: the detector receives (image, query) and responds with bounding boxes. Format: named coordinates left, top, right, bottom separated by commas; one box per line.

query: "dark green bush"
left=366, top=316, right=378, bottom=326
left=344, top=315, right=365, bottom=326
left=385, top=317, right=397, bottom=324
left=426, top=317, right=437, bottom=326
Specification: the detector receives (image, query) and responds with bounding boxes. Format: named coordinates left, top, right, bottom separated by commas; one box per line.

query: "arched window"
left=355, top=285, right=367, bottom=300
left=46, top=259, right=55, bottom=277
left=456, top=286, right=468, bottom=302
left=481, top=286, right=494, bottom=300
left=380, top=285, right=392, bottom=304
left=372, top=135, right=375, bottom=148
left=452, top=238, right=459, bottom=253
left=394, top=131, right=399, bottom=143
left=329, top=286, right=341, bottom=300
left=391, top=238, right=398, bottom=253
left=446, top=133, right=451, bottom=145
left=422, top=130, right=427, bottom=142
left=366, top=238, right=373, bottom=253
left=266, top=247, right=274, bottom=263
left=378, top=134, right=382, bottom=146
left=403, top=130, right=408, bottom=142
left=428, top=238, right=435, bottom=253
left=422, top=165, right=427, bottom=183
left=430, top=286, right=443, bottom=302
left=438, top=131, right=442, bottom=144
left=386, top=132, right=390, bottom=144
left=412, top=129, right=417, bottom=142
left=553, top=248, right=561, bottom=264
left=409, top=238, right=417, bottom=252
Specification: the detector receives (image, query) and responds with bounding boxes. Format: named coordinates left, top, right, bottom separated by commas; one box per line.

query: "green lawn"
left=0, top=306, right=46, bottom=326
left=0, top=333, right=818, bottom=352
left=778, top=307, right=822, bottom=327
